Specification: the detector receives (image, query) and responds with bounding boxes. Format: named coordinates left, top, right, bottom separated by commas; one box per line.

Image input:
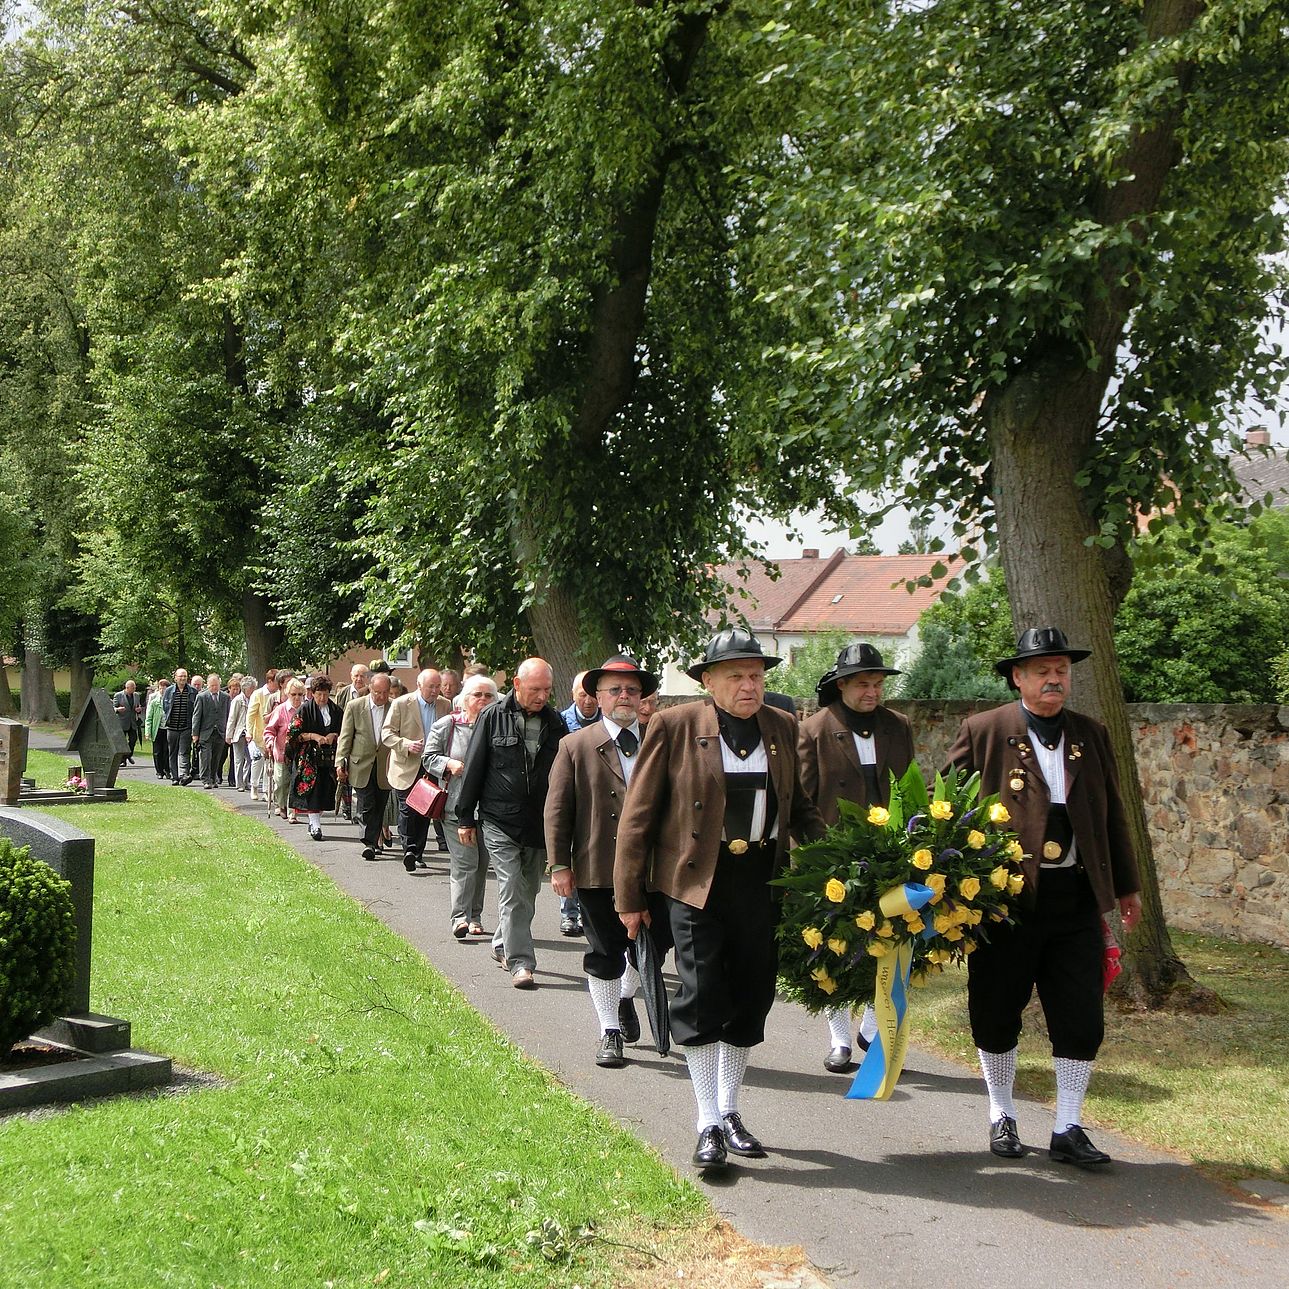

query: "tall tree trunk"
left=243, top=590, right=285, bottom=680
left=0, top=663, right=13, bottom=716
left=985, top=361, right=1215, bottom=1011
left=525, top=582, right=614, bottom=699
left=69, top=641, right=94, bottom=720
left=20, top=646, right=62, bottom=723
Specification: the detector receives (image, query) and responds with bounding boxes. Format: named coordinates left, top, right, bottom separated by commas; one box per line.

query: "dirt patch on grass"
left=0, top=1043, right=82, bottom=1073
left=601, top=1217, right=829, bottom=1289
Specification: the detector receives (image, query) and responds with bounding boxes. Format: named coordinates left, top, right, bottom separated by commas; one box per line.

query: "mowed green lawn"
left=1, top=752, right=704, bottom=1287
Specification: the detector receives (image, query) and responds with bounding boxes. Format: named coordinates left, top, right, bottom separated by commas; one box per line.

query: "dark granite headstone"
left=0, top=718, right=26, bottom=805
left=0, top=806, right=94, bottom=1010
left=0, top=807, right=171, bottom=1106
left=65, top=689, right=129, bottom=789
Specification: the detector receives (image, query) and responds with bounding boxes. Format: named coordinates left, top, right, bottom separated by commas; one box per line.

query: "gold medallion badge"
left=728, top=839, right=749, bottom=855
left=1043, top=840, right=1062, bottom=860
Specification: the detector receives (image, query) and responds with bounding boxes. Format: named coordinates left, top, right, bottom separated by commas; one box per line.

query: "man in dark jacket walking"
left=456, top=657, right=567, bottom=989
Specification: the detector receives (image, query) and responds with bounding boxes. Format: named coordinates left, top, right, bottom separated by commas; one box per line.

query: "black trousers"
left=396, top=781, right=432, bottom=863
left=354, top=770, right=389, bottom=849
left=665, top=842, right=779, bottom=1049
left=578, top=887, right=672, bottom=980
left=152, top=728, right=169, bottom=777
left=124, top=724, right=139, bottom=756
left=968, top=867, right=1105, bottom=1061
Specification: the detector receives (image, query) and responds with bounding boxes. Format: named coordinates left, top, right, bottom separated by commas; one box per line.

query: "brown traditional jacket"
left=544, top=722, right=633, bottom=889
left=943, top=701, right=1140, bottom=914
left=798, top=701, right=915, bottom=825
left=613, top=698, right=826, bottom=913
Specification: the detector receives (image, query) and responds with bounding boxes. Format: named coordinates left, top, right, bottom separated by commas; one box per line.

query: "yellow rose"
left=929, top=799, right=953, bottom=820
left=965, top=907, right=983, bottom=926
left=962, top=938, right=977, bottom=954
left=802, top=927, right=823, bottom=950
left=989, top=865, right=1010, bottom=890
left=1006, top=840, right=1024, bottom=862
left=944, top=925, right=965, bottom=942
left=1007, top=873, right=1025, bottom=896
left=959, top=876, right=982, bottom=901
left=854, top=910, right=876, bottom=931
left=825, top=878, right=847, bottom=903
left=827, top=937, right=848, bottom=956
left=905, top=916, right=925, bottom=934
left=876, top=921, right=895, bottom=938
left=966, top=829, right=987, bottom=850
left=867, top=805, right=891, bottom=826
left=988, top=802, right=1011, bottom=824
left=811, top=966, right=838, bottom=994
left=867, top=940, right=891, bottom=958
left=933, top=912, right=953, bottom=935
left=925, top=873, right=946, bottom=902
left=911, top=848, right=933, bottom=870
left=927, top=947, right=952, bottom=965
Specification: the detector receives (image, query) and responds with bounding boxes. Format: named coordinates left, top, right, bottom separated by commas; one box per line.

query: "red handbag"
left=406, top=775, right=447, bottom=820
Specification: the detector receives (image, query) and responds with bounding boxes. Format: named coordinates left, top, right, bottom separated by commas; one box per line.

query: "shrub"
left=0, top=838, right=78, bottom=1054
left=1273, top=649, right=1289, bottom=704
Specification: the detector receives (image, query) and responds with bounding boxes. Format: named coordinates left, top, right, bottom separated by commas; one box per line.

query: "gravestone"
left=0, top=807, right=171, bottom=1109
left=65, top=689, right=129, bottom=789
left=0, top=718, right=26, bottom=805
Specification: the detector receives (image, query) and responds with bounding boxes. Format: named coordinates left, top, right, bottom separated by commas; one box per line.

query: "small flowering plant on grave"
left=773, top=764, right=1026, bottom=1013
left=63, top=774, right=89, bottom=795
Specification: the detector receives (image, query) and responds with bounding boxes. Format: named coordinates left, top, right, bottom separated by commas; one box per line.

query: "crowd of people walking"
left=121, top=623, right=1140, bottom=1177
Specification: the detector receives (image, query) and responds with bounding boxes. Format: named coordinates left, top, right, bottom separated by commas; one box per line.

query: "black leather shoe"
left=824, top=1045, right=853, bottom=1073
left=309, top=827, right=324, bottom=842
left=361, top=847, right=376, bottom=862
left=596, top=1030, right=625, bottom=1068
left=617, top=997, right=641, bottom=1044
left=560, top=916, right=583, bottom=937
left=990, top=1116, right=1024, bottom=1158
left=1050, top=1125, right=1111, bottom=1168
left=403, top=854, right=416, bottom=873
left=693, top=1125, right=727, bottom=1170
left=721, top=1112, right=765, bottom=1157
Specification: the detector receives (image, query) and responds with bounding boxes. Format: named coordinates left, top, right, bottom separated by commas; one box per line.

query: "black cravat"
left=1023, top=703, right=1066, bottom=750
left=617, top=728, right=638, bottom=757
left=716, top=709, right=761, bottom=759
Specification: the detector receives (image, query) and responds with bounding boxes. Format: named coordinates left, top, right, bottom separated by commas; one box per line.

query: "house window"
left=384, top=647, right=414, bottom=669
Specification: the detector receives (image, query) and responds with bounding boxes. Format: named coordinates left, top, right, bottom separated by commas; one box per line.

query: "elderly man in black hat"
left=545, top=655, right=670, bottom=1069
left=615, top=628, right=826, bottom=1171
left=945, top=627, right=1141, bottom=1168
left=799, top=642, right=916, bottom=1073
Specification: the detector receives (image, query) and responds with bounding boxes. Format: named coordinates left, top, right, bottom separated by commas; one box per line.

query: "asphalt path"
left=54, top=743, right=1289, bottom=1287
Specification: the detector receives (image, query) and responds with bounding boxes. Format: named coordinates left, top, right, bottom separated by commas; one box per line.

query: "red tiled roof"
left=713, top=551, right=955, bottom=635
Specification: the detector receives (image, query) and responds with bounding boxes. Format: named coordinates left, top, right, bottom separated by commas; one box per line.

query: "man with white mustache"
left=945, top=627, right=1142, bottom=1170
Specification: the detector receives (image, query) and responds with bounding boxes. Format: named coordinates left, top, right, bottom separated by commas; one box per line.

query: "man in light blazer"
left=945, top=626, right=1141, bottom=1170
left=381, top=668, right=449, bottom=872
left=615, top=628, right=826, bottom=1172
left=338, top=670, right=393, bottom=861
left=798, top=641, right=914, bottom=1073
left=545, top=655, right=668, bottom=1070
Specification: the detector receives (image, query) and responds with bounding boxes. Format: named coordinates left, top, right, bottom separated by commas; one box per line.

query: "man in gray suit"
left=337, top=671, right=393, bottom=860
left=191, top=673, right=231, bottom=790
left=112, top=679, right=144, bottom=763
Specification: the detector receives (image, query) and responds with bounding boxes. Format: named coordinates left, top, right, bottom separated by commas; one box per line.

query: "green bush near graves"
left=0, top=837, right=77, bottom=1053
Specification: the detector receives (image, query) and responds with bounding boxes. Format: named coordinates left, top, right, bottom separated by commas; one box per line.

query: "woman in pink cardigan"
left=263, top=676, right=306, bottom=820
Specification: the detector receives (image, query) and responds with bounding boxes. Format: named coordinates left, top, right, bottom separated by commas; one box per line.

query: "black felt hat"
left=816, top=642, right=901, bottom=706
left=583, top=654, right=659, bottom=699
left=994, top=627, right=1091, bottom=688
left=685, top=628, right=781, bottom=683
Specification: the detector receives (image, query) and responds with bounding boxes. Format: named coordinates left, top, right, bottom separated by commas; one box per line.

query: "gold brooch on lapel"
left=1069, top=744, right=1083, bottom=760
left=770, top=743, right=777, bottom=756
left=1009, top=776, right=1025, bottom=793
left=1016, top=741, right=1032, bottom=756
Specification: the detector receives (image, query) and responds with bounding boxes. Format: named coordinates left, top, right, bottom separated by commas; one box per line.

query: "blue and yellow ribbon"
left=846, top=881, right=934, bottom=1101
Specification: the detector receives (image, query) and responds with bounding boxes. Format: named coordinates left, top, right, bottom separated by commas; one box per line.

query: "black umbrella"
left=633, top=924, right=671, bottom=1057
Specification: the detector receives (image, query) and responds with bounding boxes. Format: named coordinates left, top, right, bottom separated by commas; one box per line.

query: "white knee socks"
left=1053, top=1057, right=1094, bottom=1134
left=857, top=1004, right=878, bottom=1044
left=716, top=1042, right=749, bottom=1116
left=826, top=1007, right=852, bottom=1047
left=685, top=1043, right=721, bottom=1131
left=978, top=1046, right=1017, bottom=1122
left=621, top=961, right=640, bottom=999
left=586, top=975, right=622, bottom=1035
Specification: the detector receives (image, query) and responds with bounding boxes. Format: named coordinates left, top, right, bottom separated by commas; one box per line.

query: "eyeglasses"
left=598, top=685, right=642, bottom=697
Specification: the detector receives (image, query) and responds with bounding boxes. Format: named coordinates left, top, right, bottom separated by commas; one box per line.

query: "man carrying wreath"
left=945, top=626, right=1142, bottom=1168
left=615, top=628, right=825, bottom=1172
left=798, top=641, right=914, bottom=1074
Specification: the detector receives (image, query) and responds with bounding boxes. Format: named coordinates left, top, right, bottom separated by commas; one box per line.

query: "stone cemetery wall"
left=659, top=695, right=1289, bottom=947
